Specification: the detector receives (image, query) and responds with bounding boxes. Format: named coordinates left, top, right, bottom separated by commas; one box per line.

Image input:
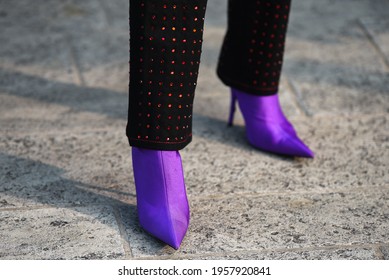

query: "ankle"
left=231, top=88, right=285, bottom=122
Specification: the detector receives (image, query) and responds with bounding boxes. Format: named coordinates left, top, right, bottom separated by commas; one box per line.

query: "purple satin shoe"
left=229, top=88, right=314, bottom=158
left=132, top=147, right=189, bottom=249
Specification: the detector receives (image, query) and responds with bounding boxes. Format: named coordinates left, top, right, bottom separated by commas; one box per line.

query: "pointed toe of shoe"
left=138, top=209, right=189, bottom=250
left=168, top=221, right=189, bottom=250
left=279, top=135, right=315, bottom=158
left=246, top=125, right=314, bottom=158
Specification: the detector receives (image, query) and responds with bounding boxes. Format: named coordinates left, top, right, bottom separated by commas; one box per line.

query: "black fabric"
left=127, top=0, right=292, bottom=150
left=127, top=0, right=208, bottom=150
left=217, top=0, right=292, bottom=95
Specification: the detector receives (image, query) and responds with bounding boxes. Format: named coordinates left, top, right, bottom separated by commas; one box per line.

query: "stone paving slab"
left=203, top=0, right=227, bottom=28
left=283, top=0, right=389, bottom=116
left=101, top=0, right=129, bottom=32
left=177, top=247, right=379, bottom=260
left=0, top=176, right=134, bottom=210
left=186, top=113, right=388, bottom=195
left=0, top=33, right=74, bottom=82
left=284, top=24, right=389, bottom=116
left=288, top=0, right=389, bottom=34
left=1, top=112, right=387, bottom=206
left=0, top=1, right=57, bottom=36
left=0, top=131, right=134, bottom=208
left=360, top=17, right=389, bottom=66
left=0, top=0, right=108, bottom=35
left=0, top=69, right=128, bottom=133
left=0, top=94, right=126, bottom=135
left=380, top=245, right=389, bottom=260
left=68, top=29, right=128, bottom=91
left=118, top=189, right=389, bottom=257
left=0, top=206, right=125, bottom=259
left=188, top=191, right=389, bottom=254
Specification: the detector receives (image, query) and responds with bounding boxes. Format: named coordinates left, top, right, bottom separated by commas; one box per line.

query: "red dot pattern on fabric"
left=128, top=0, right=207, bottom=150
left=217, top=0, right=292, bottom=95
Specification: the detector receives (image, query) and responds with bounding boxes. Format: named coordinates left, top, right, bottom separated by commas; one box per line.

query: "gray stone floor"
left=0, top=0, right=388, bottom=260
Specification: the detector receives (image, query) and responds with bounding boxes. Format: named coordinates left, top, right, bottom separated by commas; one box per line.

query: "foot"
left=231, top=88, right=314, bottom=158
left=132, top=147, right=189, bottom=249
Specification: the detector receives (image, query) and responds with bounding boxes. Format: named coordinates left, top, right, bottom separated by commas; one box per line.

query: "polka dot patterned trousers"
left=127, top=0, right=292, bottom=150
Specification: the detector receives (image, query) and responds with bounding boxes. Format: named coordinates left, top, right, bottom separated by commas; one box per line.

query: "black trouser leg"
left=127, top=0, right=208, bottom=150
left=217, top=0, right=292, bottom=95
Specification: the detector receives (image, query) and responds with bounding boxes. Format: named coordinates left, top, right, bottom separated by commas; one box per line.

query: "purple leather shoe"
left=229, top=88, right=314, bottom=158
left=132, top=147, right=189, bottom=249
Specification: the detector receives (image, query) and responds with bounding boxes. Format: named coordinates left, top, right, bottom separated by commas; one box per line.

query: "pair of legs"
left=127, top=0, right=313, bottom=249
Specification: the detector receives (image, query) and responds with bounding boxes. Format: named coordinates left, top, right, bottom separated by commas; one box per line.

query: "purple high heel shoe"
left=132, top=147, right=189, bottom=249
left=229, top=88, right=314, bottom=158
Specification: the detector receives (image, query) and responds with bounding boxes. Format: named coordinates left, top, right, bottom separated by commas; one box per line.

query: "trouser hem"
left=217, top=68, right=278, bottom=96
left=128, top=136, right=192, bottom=151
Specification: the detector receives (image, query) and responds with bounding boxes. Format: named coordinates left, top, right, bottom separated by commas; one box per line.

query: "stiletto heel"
left=228, top=91, right=237, bottom=127
left=230, top=88, right=314, bottom=158
left=132, top=147, right=189, bottom=249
